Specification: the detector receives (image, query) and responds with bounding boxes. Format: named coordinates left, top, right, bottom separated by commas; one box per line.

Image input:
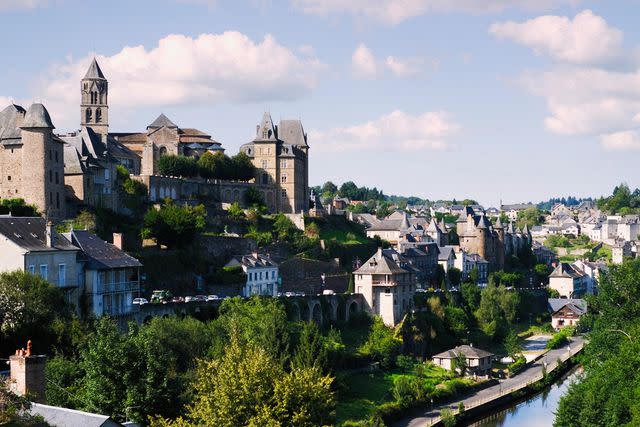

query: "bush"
left=142, top=201, right=206, bottom=248
left=358, top=317, right=402, bottom=368
left=508, top=355, right=527, bottom=377
left=546, top=327, right=574, bottom=350
left=396, top=354, right=417, bottom=371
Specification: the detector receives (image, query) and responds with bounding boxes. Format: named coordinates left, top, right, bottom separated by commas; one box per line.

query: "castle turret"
left=20, top=103, right=65, bottom=219
left=476, top=215, right=489, bottom=260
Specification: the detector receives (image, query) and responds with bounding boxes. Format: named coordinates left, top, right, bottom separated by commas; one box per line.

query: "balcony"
left=97, top=281, right=140, bottom=294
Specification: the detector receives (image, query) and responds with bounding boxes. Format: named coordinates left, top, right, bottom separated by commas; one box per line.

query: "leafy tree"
left=321, top=181, right=338, bottom=196
left=346, top=274, right=355, bottom=294
left=516, top=206, right=543, bottom=229
left=273, top=214, right=298, bottom=241
left=244, top=186, right=264, bottom=207
left=476, top=284, right=519, bottom=340
left=142, top=201, right=206, bottom=248
left=0, top=198, right=38, bottom=216
left=504, top=330, right=522, bottom=359
left=534, top=263, right=551, bottom=284
left=116, top=165, right=148, bottom=216
left=304, top=222, right=320, bottom=240
left=460, top=282, right=481, bottom=313
left=452, top=352, right=468, bottom=377
left=292, top=321, right=328, bottom=372
left=467, top=267, right=479, bottom=284
left=447, top=267, right=462, bottom=287
left=359, top=317, right=402, bottom=368
left=230, top=152, right=256, bottom=181
left=227, top=201, right=245, bottom=220
left=158, top=155, right=199, bottom=177
left=0, top=270, right=71, bottom=355
left=445, top=306, right=469, bottom=338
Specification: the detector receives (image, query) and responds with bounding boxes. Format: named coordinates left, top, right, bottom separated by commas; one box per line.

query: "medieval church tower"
left=80, top=58, right=109, bottom=140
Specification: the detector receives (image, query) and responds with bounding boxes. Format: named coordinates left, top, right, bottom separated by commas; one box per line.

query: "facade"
left=0, top=217, right=79, bottom=305
left=0, top=103, right=66, bottom=220
left=438, top=245, right=457, bottom=274
left=353, top=248, right=416, bottom=326
left=548, top=298, right=587, bottom=330
left=365, top=211, right=429, bottom=246
left=239, top=113, right=309, bottom=213
left=549, top=262, right=587, bottom=298
left=65, top=230, right=142, bottom=317
left=397, top=241, right=440, bottom=287
left=432, top=345, right=493, bottom=376
left=226, top=252, right=279, bottom=297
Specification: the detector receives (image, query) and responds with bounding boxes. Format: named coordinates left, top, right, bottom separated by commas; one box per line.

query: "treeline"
left=158, top=151, right=255, bottom=181
left=0, top=198, right=38, bottom=216
left=313, top=181, right=386, bottom=202
left=596, top=183, right=640, bottom=215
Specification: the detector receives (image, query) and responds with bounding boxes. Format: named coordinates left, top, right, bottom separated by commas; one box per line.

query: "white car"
left=285, top=292, right=296, bottom=297
left=322, top=290, right=335, bottom=295
left=207, top=295, right=220, bottom=301
left=184, top=296, right=196, bottom=303
left=132, top=298, right=148, bottom=305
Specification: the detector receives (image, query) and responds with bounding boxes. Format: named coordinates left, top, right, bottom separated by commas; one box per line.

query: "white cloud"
left=310, top=110, right=459, bottom=152
left=351, top=44, right=378, bottom=78
left=351, top=44, right=426, bottom=79
left=489, top=10, right=624, bottom=66
left=298, top=44, right=315, bottom=55
left=601, top=131, right=640, bottom=151
left=0, top=0, right=47, bottom=11
left=294, top=0, right=579, bottom=25
left=521, top=66, right=640, bottom=137
left=385, top=56, right=424, bottom=77
left=0, top=96, right=13, bottom=106
left=38, top=32, right=324, bottom=129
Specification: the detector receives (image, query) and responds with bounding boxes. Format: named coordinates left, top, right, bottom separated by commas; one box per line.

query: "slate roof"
left=279, top=119, right=308, bottom=147
left=83, top=58, right=107, bottom=80
left=433, top=345, right=493, bottom=359
left=21, top=103, right=54, bottom=129
left=65, top=230, right=142, bottom=270
left=438, top=246, right=456, bottom=261
left=0, top=217, right=77, bottom=252
left=226, top=253, right=278, bottom=269
left=147, top=113, right=178, bottom=129
left=0, top=104, right=26, bottom=143
left=354, top=248, right=409, bottom=275
left=254, top=112, right=278, bottom=142
left=548, top=298, right=587, bottom=315
left=31, top=403, right=122, bottom=427
left=549, top=263, right=586, bottom=279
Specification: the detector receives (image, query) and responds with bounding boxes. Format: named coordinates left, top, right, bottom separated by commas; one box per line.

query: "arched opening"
left=159, top=146, right=168, bottom=156
left=85, top=108, right=92, bottom=123
left=96, top=108, right=102, bottom=123
left=347, top=301, right=358, bottom=321
left=300, top=303, right=310, bottom=322
left=290, top=303, right=301, bottom=322
left=337, top=301, right=346, bottom=323
left=312, top=303, right=322, bottom=325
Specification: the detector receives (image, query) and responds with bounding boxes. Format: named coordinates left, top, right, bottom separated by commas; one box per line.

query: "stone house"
left=64, top=230, right=142, bottom=317
left=226, top=252, right=279, bottom=297
left=397, top=241, right=440, bottom=287
left=500, top=203, right=535, bottom=221
left=353, top=248, right=416, bottom=326
left=0, top=217, right=79, bottom=307
left=549, top=262, right=587, bottom=298
left=432, top=344, right=493, bottom=376
left=0, top=103, right=66, bottom=220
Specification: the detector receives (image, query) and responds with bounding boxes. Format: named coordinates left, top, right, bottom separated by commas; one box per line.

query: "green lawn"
left=306, top=216, right=371, bottom=245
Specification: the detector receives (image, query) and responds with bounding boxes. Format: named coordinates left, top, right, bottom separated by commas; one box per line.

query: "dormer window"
left=263, top=129, right=268, bottom=139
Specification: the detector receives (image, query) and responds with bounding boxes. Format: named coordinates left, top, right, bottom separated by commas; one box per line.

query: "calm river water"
left=464, top=368, right=581, bottom=427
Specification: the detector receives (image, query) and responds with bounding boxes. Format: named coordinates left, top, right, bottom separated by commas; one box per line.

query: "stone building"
left=456, top=206, right=530, bottom=270
left=239, top=112, right=309, bottom=213
left=353, top=248, right=416, bottom=326
left=0, top=103, right=66, bottom=219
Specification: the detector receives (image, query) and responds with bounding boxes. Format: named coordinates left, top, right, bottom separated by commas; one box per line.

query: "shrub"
left=396, top=354, right=417, bottom=371
left=508, top=355, right=527, bottom=377
left=358, top=317, right=402, bottom=368
left=546, top=327, right=574, bottom=349
left=441, top=408, right=456, bottom=427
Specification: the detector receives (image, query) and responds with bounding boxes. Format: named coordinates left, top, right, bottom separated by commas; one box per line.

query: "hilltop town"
left=1, top=59, right=639, bottom=427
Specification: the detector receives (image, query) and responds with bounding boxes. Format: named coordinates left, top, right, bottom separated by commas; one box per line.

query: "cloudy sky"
left=0, top=0, right=638, bottom=206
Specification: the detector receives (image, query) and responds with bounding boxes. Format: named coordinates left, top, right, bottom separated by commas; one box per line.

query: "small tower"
left=253, top=112, right=279, bottom=208
left=81, top=58, right=109, bottom=141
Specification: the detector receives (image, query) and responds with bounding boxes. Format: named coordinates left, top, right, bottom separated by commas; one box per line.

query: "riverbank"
left=393, top=336, right=585, bottom=427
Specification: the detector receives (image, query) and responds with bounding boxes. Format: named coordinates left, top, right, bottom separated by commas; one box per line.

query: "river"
left=464, top=367, right=582, bottom=427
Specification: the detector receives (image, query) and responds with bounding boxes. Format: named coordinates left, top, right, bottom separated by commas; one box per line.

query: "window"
left=55, top=172, right=59, bottom=184
left=262, top=129, right=269, bottom=139
left=281, top=189, right=287, bottom=199
left=49, top=192, right=53, bottom=204
left=86, top=108, right=92, bottom=123
left=281, top=159, right=288, bottom=169
left=261, top=160, right=268, bottom=169
left=281, top=173, right=287, bottom=184
left=55, top=151, right=58, bottom=163
left=261, top=173, right=269, bottom=185
left=39, top=264, right=48, bottom=280
left=58, top=264, right=66, bottom=287
left=28, top=265, right=35, bottom=274
left=104, top=169, right=110, bottom=181
left=56, top=192, right=60, bottom=209
left=96, top=108, right=102, bottom=123
left=7, top=176, right=10, bottom=181
left=49, top=170, right=52, bottom=182
left=272, top=270, right=275, bottom=279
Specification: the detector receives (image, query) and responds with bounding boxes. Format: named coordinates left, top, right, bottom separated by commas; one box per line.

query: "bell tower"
left=81, top=58, right=109, bottom=140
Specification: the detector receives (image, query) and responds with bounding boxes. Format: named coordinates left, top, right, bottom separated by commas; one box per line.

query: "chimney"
left=113, top=232, right=124, bottom=250
left=45, top=221, right=54, bottom=247
left=9, top=340, right=46, bottom=403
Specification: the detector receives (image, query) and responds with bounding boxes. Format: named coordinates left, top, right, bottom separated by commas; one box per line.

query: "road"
left=393, top=336, right=585, bottom=427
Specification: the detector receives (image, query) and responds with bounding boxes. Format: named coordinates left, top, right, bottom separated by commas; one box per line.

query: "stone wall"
left=279, top=257, right=348, bottom=295
left=195, top=234, right=257, bottom=266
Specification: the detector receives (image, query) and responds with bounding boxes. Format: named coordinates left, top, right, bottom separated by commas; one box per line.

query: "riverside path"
left=393, top=336, right=585, bottom=427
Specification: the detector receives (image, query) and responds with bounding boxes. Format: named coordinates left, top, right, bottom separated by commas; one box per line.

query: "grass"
left=306, top=216, right=371, bottom=245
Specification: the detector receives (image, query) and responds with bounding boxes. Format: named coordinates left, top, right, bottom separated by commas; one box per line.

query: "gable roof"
left=433, top=344, right=493, bottom=359
left=548, top=298, right=587, bottom=315
left=549, top=262, right=585, bottom=279
left=226, top=253, right=278, bottom=269
left=65, top=230, right=142, bottom=270
left=438, top=246, right=456, bottom=261
left=0, top=217, right=77, bottom=252
left=83, top=58, right=107, bottom=80
left=31, top=403, right=122, bottom=427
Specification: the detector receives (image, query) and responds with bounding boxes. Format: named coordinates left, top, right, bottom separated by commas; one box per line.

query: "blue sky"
left=0, top=0, right=638, bottom=207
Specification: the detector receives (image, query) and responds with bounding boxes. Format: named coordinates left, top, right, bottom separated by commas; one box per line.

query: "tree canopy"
left=142, top=201, right=206, bottom=248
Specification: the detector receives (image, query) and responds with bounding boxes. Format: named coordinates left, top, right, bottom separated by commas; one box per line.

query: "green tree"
left=447, top=267, right=462, bottom=287
left=227, top=201, right=245, bottom=220
left=516, top=206, right=543, bottom=229
left=460, top=282, right=481, bottom=313
left=304, top=222, right=320, bottom=240
left=346, top=274, right=355, bottom=294
left=231, top=152, right=256, bottom=181
left=504, top=330, right=522, bottom=359
left=534, top=263, right=551, bottom=285
left=142, top=201, right=206, bottom=248
left=244, top=186, right=265, bottom=208
left=273, top=214, right=298, bottom=241
left=359, top=317, right=402, bottom=368
left=321, top=181, right=338, bottom=196
left=292, top=321, right=328, bottom=372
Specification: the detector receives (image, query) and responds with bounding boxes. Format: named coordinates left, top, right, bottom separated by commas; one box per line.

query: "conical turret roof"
left=494, top=216, right=504, bottom=229
left=148, top=113, right=177, bottom=129
left=21, top=103, right=54, bottom=129
left=477, top=215, right=489, bottom=229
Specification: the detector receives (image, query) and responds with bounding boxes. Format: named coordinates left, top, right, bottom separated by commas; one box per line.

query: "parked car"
left=132, top=297, right=149, bottom=305
left=184, top=296, right=196, bottom=303
left=295, top=292, right=306, bottom=297
left=171, top=296, right=185, bottom=303
left=195, top=295, right=208, bottom=301
left=285, top=292, right=296, bottom=297
left=322, top=290, right=335, bottom=295
left=207, top=295, right=220, bottom=301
